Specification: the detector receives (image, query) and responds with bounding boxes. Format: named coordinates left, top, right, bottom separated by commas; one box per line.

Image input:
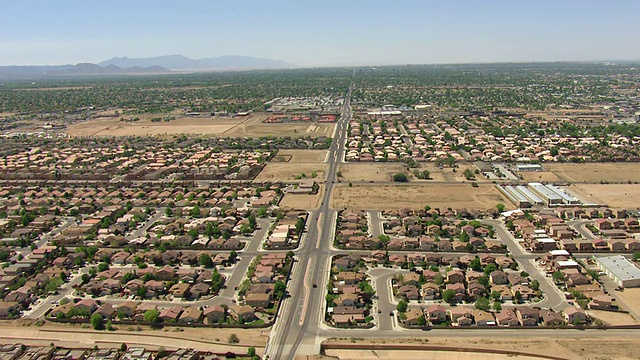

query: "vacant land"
left=66, top=116, right=243, bottom=136
left=609, top=287, right=640, bottom=319
left=0, top=321, right=267, bottom=354
left=256, top=163, right=326, bottom=181
left=272, top=150, right=328, bottom=163
left=331, top=184, right=512, bottom=210
left=279, top=186, right=324, bottom=210
left=573, top=184, right=640, bottom=208
left=338, top=163, right=407, bottom=182
left=546, top=163, right=640, bottom=183
left=323, top=334, right=640, bottom=360
left=223, top=115, right=334, bottom=138
left=519, top=171, right=562, bottom=182
left=587, top=310, right=637, bottom=326
left=66, top=113, right=334, bottom=138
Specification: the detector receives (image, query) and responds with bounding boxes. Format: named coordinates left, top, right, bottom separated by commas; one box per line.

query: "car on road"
left=389, top=311, right=394, bottom=316
left=567, top=301, right=574, bottom=305
left=312, top=284, right=317, bottom=288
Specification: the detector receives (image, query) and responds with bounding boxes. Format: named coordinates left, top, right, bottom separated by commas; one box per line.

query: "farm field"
left=573, top=184, right=640, bottom=208
left=545, top=163, right=640, bottom=183
left=331, top=184, right=513, bottom=210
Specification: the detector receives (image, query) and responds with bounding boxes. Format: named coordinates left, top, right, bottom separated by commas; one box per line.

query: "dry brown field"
left=573, top=184, right=640, bottom=208
left=338, top=163, right=407, bottom=182
left=222, top=115, right=335, bottom=138
left=545, top=163, right=640, bottom=183
left=519, top=171, right=562, bottom=182
left=279, top=186, right=323, bottom=210
left=66, top=116, right=242, bottom=136
left=607, top=288, right=640, bottom=319
left=324, top=335, right=640, bottom=360
left=255, top=164, right=326, bottom=181
left=331, top=184, right=513, bottom=210
left=0, top=321, right=267, bottom=354
left=66, top=113, right=334, bottom=138
left=272, top=150, right=328, bottom=163
left=587, top=310, right=637, bottom=326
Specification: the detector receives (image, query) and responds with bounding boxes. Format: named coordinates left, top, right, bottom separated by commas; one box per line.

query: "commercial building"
left=595, top=255, right=640, bottom=288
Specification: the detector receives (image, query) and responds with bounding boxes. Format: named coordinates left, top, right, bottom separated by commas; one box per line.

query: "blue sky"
left=1, top=0, right=639, bottom=66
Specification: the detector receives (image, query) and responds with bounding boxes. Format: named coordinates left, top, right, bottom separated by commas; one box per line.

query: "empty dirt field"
left=222, top=115, right=335, bottom=138
left=279, top=186, right=323, bottom=210
left=338, top=163, right=408, bottom=182
left=519, top=171, right=562, bottom=182
left=66, top=116, right=243, bottom=136
left=271, top=150, right=328, bottom=163
left=573, top=184, right=640, bottom=208
left=256, top=150, right=328, bottom=181
left=323, top=334, right=640, bottom=360
left=546, top=163, right=640, bottom=183
left=331, top=184, right=513, bottom=210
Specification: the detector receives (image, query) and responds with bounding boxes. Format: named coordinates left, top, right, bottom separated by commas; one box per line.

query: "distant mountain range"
left=0, top=63, right=170, bottom=80
left=0, top=55, right=294, bottom=79
left=98, top=54, right=294, bottom=70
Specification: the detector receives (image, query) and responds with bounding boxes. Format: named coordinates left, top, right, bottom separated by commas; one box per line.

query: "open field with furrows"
left=279, top=186, right=324, bottom=210
left=573, top=184, right=640, bottom=208
left=545, top=163, right=640, bottom=184
left=222, top=114, right=335, bottom=138
left=323, top=335, right=640, bottom=360
left=331, top=184, right=513, bottom=210
left=65, top=115, right=244, bottom=136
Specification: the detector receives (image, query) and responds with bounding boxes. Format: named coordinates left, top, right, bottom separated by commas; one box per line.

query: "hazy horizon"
left=2, top=0, right=640, bottom=67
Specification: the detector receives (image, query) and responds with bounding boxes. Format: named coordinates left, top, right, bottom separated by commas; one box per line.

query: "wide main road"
left=267, top=88, right=351, bottom=359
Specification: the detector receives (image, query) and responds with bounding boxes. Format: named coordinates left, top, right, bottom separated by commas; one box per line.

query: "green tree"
left=496, top=203, right=505, bottom=212
left=392, top=173, right=409, bottom=182
left=531, top=279, right=540, bottom=291
left=396, top=299, right=408, bottom=313
left=91, top=313, right=104, bottom=330
left=475, top=297, right=490, bottom=311
left=442, top=289, right=456, bottom=304
left=199, top=253, right=213, bottom=268
left=493, top=301, right=502, bottom=311
left=552, top=271, right=565, bottom=283
left=143, top=309, right=160, bottom=323
left=274, top=280, right=287, bottom=298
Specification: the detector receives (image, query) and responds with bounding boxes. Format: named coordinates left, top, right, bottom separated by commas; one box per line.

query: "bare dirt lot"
left=222, top=115, right=334, bottom=138
left=279, top=186, right=323, bottom=210
left=608, top=288, right=640, bottom=319
left=66, top=116, right=242, bottom=136
left=323, top=334, right=640, bottom=360
left=338, top=163, right=407, bottom=182
left=587, top=310, right=637, bottom=326
left=0, top=321, right=267, bottom=355
left=546, top=163, right=640, bottom=184
left=66, top=113, right=334, bottom=138
left=257, top=150, right=328, bottom=181
left=272, top=150, right=328, bottom=163
left=573, top=184, right=640, bottom=208
left=331, top=184, right=513, bottom=210
left=520, top=171, right=562, bottom=182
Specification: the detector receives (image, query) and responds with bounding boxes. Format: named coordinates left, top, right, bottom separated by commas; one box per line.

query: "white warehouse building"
left=596, top=255, right=640, bottom=288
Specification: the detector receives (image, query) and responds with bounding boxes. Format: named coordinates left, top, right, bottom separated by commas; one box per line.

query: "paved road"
left=267, top=88, right=352, bottom=359
left=483, top=219, right=567, bottom=311
left=567, top=220, right=595, bottom=240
